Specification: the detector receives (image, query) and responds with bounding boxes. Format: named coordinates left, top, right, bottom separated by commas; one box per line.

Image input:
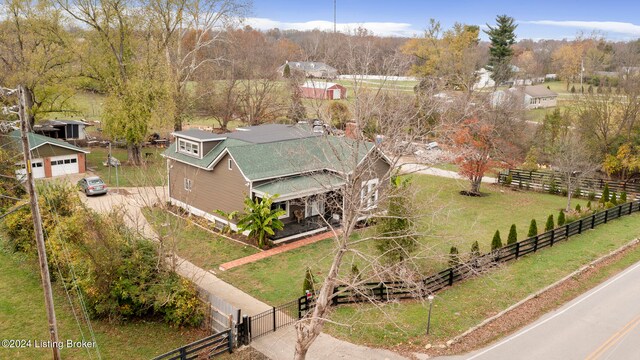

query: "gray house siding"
left=169, top=154, right=248, bottom=216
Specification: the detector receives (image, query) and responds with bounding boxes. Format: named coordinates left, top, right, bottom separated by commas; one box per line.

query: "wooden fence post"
left=550, top=230, right=555, bottom=247
left=448, top=268, right=454, bottom=286
left=604, top=209, right=608, bottom=223
left=578, top=219, right=583, bottom=234
left=591, top=214, right=595, bottom=229
left=533, top=235, right=539, bottom=252
left=515, top=242, right=520, bottom=259
left=629, top=202, right=634, bottom=215
left=227, top=328, right=233, bottom=353
left=618, top=205, right=622, bottom=218
left=565, top=224, right=569, bottom=238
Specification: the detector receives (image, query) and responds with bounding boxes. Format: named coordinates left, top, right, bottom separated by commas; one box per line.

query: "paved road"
left=438, top=260, right=640, bottom=360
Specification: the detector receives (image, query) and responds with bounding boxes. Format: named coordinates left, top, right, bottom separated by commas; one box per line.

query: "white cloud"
left=523, top=20, right=640, bottom=36
left=245, top=17, right=421, bottom=37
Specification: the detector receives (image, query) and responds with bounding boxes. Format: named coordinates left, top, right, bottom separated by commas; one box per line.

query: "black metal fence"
left=152, top=328, right=233, bottom=360
left=498, top=169, right=640, bottom=196
left=246, top=295, right=314, bottom=340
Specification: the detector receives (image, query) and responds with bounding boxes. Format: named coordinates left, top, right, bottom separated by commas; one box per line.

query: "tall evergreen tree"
left=507, top=224, right=518, bottom=244
left=484, top=15, right=517, bottom=87
left=527, top=219, right=538, bottom=237
left=545, top=214, right=554, bottom=232
left=558, top=210, right=566, bottom=226
left=491, top=230, right=503, bottom=251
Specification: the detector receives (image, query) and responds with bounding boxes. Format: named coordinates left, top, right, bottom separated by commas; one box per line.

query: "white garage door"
left=51, top=155, right=79, bottom=177
left=15, top=159, right=46, bottom=180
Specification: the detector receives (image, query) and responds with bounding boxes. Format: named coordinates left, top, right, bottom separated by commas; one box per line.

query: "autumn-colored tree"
left=553, top=42, right=585, bottom=91
left=402, top=19, right=480, bottom=91
left=453, top=117, right=497, bottom=194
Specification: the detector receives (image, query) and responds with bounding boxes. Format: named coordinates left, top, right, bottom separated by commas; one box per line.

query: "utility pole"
left=18, top=84, right=62, bottom=360
left=334, top=0, right=336, bottom=33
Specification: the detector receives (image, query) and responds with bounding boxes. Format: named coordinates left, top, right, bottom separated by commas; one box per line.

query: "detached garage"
left=9, top=130, right=89, bottom=180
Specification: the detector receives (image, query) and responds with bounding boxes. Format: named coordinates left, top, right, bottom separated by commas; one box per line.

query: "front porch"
left=251, top=173, right=345, bottom=243
left=271, top=214, right=341, bottom=243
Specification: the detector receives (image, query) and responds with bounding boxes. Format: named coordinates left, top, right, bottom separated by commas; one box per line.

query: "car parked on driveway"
left=77, top=176, right=108, bottom=196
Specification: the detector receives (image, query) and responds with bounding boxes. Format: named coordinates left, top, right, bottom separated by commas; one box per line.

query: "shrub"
left=507, top=224, right=517, bottom=244
left=449, top=246, right=460, bottom=266
left=588, top=192, right=596, bottom=201
left=620, top=192, right=627, bottom=203
left=527, top=219, right=538, bottom=237
left=491, top=230, right=503, bottom=251
left=601, top=184, right=610, bottom=203
left=561, top=189, right=568, bottom=197
left=573, top=187, right=582, bottom=198
left=303, top=267, right=315, bottom=294
left=470, top=241, right=480, bottom=258
left=505, top=173, right=513, bottom=186
left=586, top=201, right=591, bottom=209
left=570, top=85, right=576, bottom=93
left=610, top=192, right=617, bottom=205
left=605, top=201, right=615, bottom=209
left=558, top=210, right=566, bottom=226
left=376, top=176, right=418, bottom=263
left=575, top=203, right=581, bottom=212
left=548, top=179, right=558, bottom=194
left=545, top=214, right=554, bottom=232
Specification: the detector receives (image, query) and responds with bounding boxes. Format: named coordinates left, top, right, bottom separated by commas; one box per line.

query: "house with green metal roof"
left=163, top=124, right=391, bottom=242
left=7, top=130, right=89, bottom=180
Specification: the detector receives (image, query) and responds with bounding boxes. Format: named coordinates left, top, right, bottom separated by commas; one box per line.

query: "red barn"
left=300, top=81, right=347, bottom=100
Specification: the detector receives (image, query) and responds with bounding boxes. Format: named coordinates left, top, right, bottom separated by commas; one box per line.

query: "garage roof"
left=8, top=130, right=89, bottom=154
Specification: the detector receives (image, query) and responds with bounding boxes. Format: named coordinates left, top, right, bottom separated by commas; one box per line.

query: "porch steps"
left=218, top=229, right=341, bottom=271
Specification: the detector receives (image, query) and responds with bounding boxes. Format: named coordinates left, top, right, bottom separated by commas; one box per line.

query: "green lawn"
left=325, top=212, right=640, bottom=348
left=85, top=147, right=166, bottom=187
left=143, top=207, right=260, bottom=270
left=215, top=175, right=588, bottom=304
left=0, top=247, right=207, bottom=360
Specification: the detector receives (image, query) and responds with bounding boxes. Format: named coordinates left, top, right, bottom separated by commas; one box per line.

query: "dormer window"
left=177, top=138, right=200, bottom=157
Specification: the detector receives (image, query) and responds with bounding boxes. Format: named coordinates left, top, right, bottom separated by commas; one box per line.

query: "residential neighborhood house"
left=6, top=130, right=89, bottom=180
left=518, top=85, right=558, bottom=109
left=278, top=61, right=338, bottom=79
left=163, top=124, right=390, bottom=242
left=299, top=81, right=347, bottom=100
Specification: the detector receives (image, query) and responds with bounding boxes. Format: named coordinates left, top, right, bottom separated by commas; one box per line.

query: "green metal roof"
left=163, top=137, right=247, bottom=169
left=228, top=136, right=372, bottom=181
left=164, top=131, right=375, bottom=181
left=252, top=173, right=346, bottom=200
left=8, top=130, right=89, bottom=153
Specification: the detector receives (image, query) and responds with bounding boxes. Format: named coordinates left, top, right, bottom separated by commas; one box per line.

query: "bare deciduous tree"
left=551, top=133, right=599, bottom=211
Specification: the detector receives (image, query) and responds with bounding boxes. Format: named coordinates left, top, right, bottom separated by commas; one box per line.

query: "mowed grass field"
left=0, top=248, right=207, bottom=360
left=143, top=207, right=260, bottom=270
left=85, top=147, right=166, bottom=187
left=325, top=212, right=640, bottom=348
left=205, top=175, right=589, bottom=304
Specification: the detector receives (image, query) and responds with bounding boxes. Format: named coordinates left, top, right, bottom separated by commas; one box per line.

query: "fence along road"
left=437, top=259, right=640, bottom=360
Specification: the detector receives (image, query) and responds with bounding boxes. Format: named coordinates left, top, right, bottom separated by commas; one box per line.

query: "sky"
left=247, top=0, right=640, bottom=41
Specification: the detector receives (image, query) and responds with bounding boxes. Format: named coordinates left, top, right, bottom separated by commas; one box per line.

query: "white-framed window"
left=228, top=158, right=233, bottom=170
left=361, top=178, right=379, bottom=210
left=177, top=138, right=200, bottom=157
left=271, top=200, right=289, bottom=219
left=184, top=178, right=193, bottom=191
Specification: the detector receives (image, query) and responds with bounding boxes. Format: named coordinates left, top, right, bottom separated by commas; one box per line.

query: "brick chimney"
left=345, top=122, right=359, bottom=140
